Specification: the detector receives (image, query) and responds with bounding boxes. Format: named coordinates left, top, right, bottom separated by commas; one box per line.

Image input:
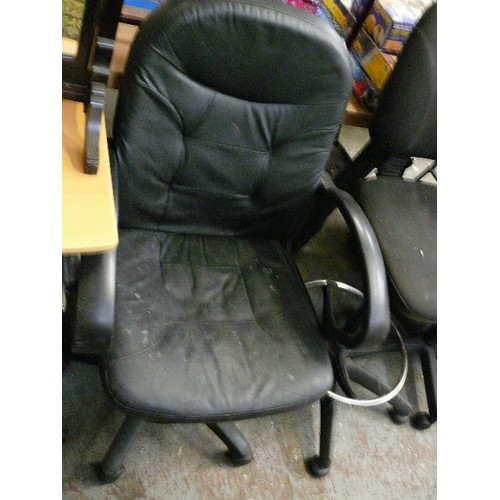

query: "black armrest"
left=320, top=172, right=390, bottom=348
left=72, top=250, right=116, bottom=357
left=71, top=138, right=120, bottom=357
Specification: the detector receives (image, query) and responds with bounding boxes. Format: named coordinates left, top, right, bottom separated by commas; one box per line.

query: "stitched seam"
left=170, top=184, right=249, bottom=199
left=184, top=136, right=269, bottom=155
left=136, top=77, right=184, bottom=127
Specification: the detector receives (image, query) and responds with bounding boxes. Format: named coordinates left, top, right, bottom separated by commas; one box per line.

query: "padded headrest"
left=113, top=0, right=352, bottom=239
left=125, top=0, right=352, bottom=104
left=370, top=3, right=437, bottom=160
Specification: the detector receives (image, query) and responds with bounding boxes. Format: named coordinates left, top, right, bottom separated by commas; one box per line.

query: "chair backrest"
left=113, top=0, right=352, bottom=241
left=369, top=2, right=437, bottom=161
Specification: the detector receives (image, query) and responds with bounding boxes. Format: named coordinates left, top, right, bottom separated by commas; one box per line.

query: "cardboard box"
left=320, top=0, right=397, bottom=89
left=320, top=0, right=354, bottom=38
left=351, top=0, right=430, bottom=54
left=350, top=24, right=397, bottom=89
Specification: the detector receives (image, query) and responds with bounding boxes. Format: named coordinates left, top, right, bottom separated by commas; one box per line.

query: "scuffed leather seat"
left=108, top=231, right=331, bottom=420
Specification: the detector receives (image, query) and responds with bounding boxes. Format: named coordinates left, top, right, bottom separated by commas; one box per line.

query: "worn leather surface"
left=105, top=0, right=351, bottom=422
left=105, top=230, right=333, bottom=421
left=112, top=0, right=352, bottom=240
left=355, top=177, right=436, bottom=325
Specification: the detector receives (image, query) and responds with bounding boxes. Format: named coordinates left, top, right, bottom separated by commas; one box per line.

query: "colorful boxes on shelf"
left=351, top=0, right=432, bottom=54
left=320, top=0, right=397, bottom=91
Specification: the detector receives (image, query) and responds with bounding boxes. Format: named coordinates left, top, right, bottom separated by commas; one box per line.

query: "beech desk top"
left=62, top=99, right=118, bottom=254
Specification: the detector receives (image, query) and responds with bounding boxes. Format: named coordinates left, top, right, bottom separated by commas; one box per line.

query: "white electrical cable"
left=306, top=279, right=409, bottom=407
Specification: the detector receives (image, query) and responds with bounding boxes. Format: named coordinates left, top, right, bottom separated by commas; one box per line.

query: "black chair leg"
left=306, top=395, right=335, bottom=477
left=346, top=360, right=413, bottom=424
left=410, top=342, right=437, bottom=430
left=96, top=415, right=142, bottom=483
left=207, top=422, right=254, bottom=466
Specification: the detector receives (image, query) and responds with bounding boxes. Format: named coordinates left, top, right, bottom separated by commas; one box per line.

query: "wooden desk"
left=343, top=97, right=372, bottom=128
left=62, top=99, right=118, bottom=254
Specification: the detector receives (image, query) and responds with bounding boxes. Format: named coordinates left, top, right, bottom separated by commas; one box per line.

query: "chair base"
left=94, top=462, right=125, bottom=484
left=346, top=333, right=436, bottom=430
left=410, top=411, right=433, bottom=430
left=346, top=356, right=413, bottom=415
left=226, top=450, right=254, bottom=467
left=96, top=396, right=336, bottom=483
left=95, top=415, right=255, bottom=484
left=305, top=395, right=335, bottom=478
left=206, top=422, right=254, bottom=466
left=388, top=408, right=409, bottom=425
left=306, top=456, right=331, bottom=478
left=97, top=415, right=142, bottom=484
left=406, top=337, right=437, bottom=429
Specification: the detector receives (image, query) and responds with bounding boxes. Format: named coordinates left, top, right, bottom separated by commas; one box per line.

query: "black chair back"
left=113, top=0, right=352, bottom=240
left=369, top=3, right=437, bottom=161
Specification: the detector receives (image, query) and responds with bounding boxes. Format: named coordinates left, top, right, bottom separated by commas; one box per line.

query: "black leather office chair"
left=68, top=0, right=392, bottom=482
left=334, top=3, right=437, bottom=429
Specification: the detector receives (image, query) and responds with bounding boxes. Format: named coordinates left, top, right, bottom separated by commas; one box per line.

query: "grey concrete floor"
left=62, top=107, right=437, bottom=499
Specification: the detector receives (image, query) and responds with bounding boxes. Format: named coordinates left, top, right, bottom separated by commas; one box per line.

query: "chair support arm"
left=72, top=146, right=119, bottom=357
left=72, top=250, right=116, bottom=357
left=320, top=172, right=390, bottom=348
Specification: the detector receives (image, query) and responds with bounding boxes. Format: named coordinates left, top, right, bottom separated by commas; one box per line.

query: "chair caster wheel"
left=388, top=408, right=409, bottom=425
left=305, top=456, right=331, bottom=477
left=94, top=462, right=125, bottom=484
left=227, top=449, right=254, bottom=466
left=410, top=411, right=432, bottom=430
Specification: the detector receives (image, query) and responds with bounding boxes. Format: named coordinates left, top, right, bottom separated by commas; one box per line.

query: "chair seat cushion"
left=103, top=230, right=333, bottom=422
left=355, top=176, right=436, bottom=325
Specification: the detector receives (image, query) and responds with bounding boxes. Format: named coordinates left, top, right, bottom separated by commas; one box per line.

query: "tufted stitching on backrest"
left=113, top=0, right=352, bottom=240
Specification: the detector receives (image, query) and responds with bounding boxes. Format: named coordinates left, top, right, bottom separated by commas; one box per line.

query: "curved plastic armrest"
left=72, top=148, right=119, bottom=357
left=321, top=172, right=390, bottom=348
left=71, top=249, right=116, bottom=357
